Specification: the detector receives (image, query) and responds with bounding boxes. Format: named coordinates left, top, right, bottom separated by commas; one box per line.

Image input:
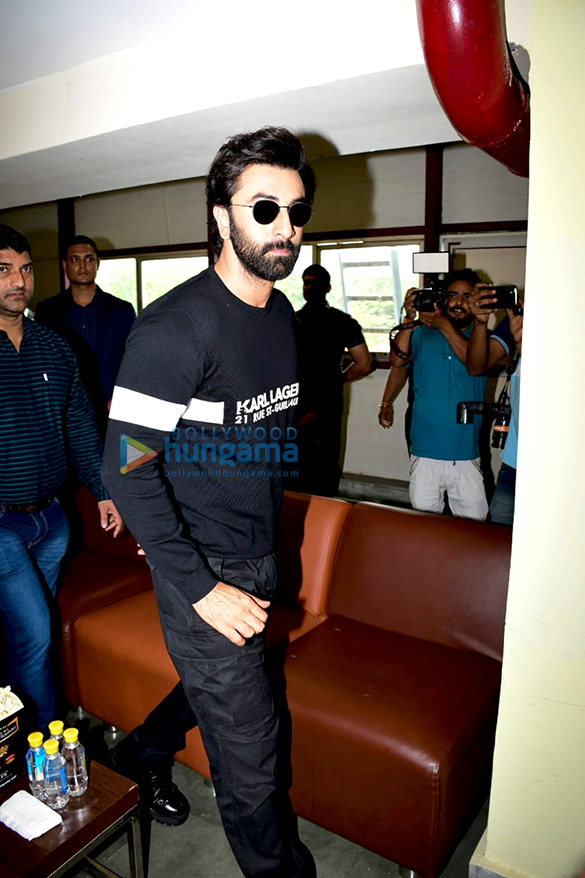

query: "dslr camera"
left=457, top=399, right=512, bottom=449
left=413, top=287, right=446, bottom=312
left=410, top=251, right=450, bottom=312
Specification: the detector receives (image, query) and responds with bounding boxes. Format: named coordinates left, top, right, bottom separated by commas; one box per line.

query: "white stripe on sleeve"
left=182, top=397, right=225, bottom=425
left=109, top=386, right=187, bottom=431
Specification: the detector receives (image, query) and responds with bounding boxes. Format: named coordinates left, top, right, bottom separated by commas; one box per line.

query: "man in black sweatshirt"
left=101, top=127, right=316, bottom=878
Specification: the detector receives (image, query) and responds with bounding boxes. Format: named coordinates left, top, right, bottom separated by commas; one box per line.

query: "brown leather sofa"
left=58, top=489, right=511, bottom=878
left=57, top=487, right=152, bottom=708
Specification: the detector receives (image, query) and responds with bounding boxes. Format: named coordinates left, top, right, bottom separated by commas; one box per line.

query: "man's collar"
left=68, top=284, right=101, bottom=305
left=0, top=315, right=31, bottom=343
left=303, top=298, right=330, bottom=309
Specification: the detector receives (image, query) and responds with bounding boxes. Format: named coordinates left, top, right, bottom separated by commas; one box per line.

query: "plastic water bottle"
left=62, top=727, right=88, bottom=796
left=25, top=732, right=47, bottom=800
left=48, top=719, right=65, bottom=752
left=43, top=738, right=70, bottom=809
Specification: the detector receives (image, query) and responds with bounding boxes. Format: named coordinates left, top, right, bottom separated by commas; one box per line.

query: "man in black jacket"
left=35, top=235, right=135, bottom=430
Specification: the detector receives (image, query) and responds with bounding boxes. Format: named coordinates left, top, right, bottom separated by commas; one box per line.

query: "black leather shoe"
left=145, top=769, right=190, bottom=826
left=107, top=742, right=190, bottom=826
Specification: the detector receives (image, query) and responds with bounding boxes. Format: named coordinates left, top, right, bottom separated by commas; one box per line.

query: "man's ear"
left=213, top=205, right=231, bottom=244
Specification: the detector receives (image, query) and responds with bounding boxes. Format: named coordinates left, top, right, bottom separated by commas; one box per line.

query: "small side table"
left=0, top=760, right=143, bottom=878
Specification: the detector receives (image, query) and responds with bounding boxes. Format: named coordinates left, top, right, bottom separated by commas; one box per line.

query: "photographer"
left=467, top=288, right=523, bottom=525
left=378, top=269, right=490, bottom=520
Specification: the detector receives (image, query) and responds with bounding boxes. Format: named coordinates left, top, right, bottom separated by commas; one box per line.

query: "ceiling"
left=1, top=0, right=209, bottom=91
left=0, top=0, right=531, bottom=210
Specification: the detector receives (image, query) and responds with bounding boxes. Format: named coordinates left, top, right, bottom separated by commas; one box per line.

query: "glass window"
left=142, top=256, right=208, bottom=308
left=96, top=258, right=138, bottom=309
left=318, top=242, right=420, bottom=351
left=98, top=242, right=419, bottom=354
left=273, top=245, right=314, bottom=311
left=100, top=252, right=208, bottom=312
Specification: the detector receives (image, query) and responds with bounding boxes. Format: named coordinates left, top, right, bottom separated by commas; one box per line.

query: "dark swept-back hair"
left=206, top=126, right=316, bottom=255
left=0, top=224, right=32, bottom=257
left=441, top=268, right=481, bottom=290
left=63, top=235, right=99, bottom=259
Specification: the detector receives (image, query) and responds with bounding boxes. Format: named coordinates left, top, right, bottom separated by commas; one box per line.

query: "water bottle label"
left=59, top=764, right=68, bottom=793
left=34, top=750, right=45, bottom=779
left=26, top=749, right=45, bottom=782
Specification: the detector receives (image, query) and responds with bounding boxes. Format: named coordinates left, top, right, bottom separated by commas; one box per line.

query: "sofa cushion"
left=284, top=615, right=502, bottom=876
left=58, top=547, right=153, bottom=706
left=74, top=590, right=210, bottom=776
left=326, top=502, right=511, bottom=661
left=276, top=491, right=351, bottom=617
left=69, top=490, right=349, bottom=723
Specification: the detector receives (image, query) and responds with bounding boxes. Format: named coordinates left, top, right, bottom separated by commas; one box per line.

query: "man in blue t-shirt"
left=467, top=289, right=523, bottom=525
left=379, top=269, right=490, bottom=520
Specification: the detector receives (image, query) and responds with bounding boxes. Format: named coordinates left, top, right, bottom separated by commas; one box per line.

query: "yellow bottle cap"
left=43, top=738, right=59, bottom=755
left=27, top=732, right=43, bottom=748
left=63, top=728, right=79, bottom=744
left=48, top=720, right=64, bottom=736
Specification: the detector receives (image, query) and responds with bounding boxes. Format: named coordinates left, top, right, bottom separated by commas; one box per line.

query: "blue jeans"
left=0, top=499, right=70, bottom=727
left=489, top=462, right=516, bottom=525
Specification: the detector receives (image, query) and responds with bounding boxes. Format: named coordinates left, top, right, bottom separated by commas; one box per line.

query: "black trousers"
left=126, top=555, right=312, bottom=878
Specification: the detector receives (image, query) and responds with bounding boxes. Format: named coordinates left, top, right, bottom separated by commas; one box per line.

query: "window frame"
left=98, top=235, right=425, bottom=355
left=311, top=234, right=424, bottom=354
left=98, top=243, right=209, bottom=312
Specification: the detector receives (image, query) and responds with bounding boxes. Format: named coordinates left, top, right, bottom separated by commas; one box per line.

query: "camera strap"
left=495, top=351, right=520, bottom=408
left=388, top=319, right=422, bottom=360
left=388, top=320, right=422, bottom=360
left=497, top=380, right=511, bottom=408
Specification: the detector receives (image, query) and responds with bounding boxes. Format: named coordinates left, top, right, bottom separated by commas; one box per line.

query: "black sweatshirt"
left=101, top=267, right=299, bottom=604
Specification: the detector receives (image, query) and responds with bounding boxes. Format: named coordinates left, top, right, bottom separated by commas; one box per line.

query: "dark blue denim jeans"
left=489, top=462, right=517, bottom=525
left=0, top=498, right=70, bottom=727
left=130, top=555, right=313, bottom=878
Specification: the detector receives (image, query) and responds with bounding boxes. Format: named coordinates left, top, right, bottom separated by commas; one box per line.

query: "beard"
left=445, top=307, right=473, bottom=329
left=228, top=214, right=301, bottom=282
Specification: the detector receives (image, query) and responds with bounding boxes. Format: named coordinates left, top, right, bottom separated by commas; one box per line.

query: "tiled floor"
left=71, top=724, right=487, bottom=878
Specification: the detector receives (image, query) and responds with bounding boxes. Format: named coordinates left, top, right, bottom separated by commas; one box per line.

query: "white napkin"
left=0, top=789, right=63, bottom=840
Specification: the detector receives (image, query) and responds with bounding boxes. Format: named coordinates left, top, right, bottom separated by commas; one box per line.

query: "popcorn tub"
left=0, top=688, right=25, bottom=789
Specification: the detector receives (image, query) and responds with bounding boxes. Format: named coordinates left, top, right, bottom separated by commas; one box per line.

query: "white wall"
left=443, top=144, right=530, bottom=225
left=75, top=179, right=208, bottom=249
left=471, top=2, right=585, bottom=877
left=66, top=142, right=528, bottom=247
left=312, top=149, right=425, bottom=231
left=0, top=1, right=426, bottom=163
left=344, top=371, right=411, bottom=481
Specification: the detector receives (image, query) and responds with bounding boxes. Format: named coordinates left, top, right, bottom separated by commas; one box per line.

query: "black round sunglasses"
left=230, top=200, right=312, bottom=228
